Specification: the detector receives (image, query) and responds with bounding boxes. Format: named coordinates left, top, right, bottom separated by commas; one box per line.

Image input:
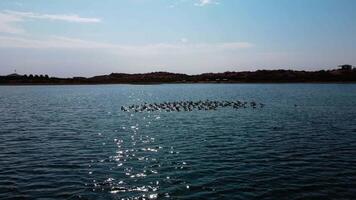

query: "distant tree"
left=39, top=75, right=44, bottom=79
left=29, top=74, right=34, bottom=78
left=34, top=75, right=39, bottom=79
left=45, top=75, right=49, bottom=79
left=23, top=74, right=28, bottom=78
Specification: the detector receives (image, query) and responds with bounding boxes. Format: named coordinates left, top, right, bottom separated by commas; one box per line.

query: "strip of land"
left=1, top=66, right=355, bottom=85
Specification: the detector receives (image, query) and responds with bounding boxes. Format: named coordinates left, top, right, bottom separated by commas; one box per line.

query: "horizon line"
left=2, top=65, right=354, bottom=78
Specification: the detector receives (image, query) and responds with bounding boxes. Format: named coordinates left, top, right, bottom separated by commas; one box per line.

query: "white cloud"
left=195, top=0, right=219, bottom=6
left=169, top=0, right=219, bottom=8
left=0, top=10, right=100, bottom=34
left=4, top=10, right=101, bottom=23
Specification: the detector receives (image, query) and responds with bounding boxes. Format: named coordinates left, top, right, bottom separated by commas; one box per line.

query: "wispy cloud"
left=0, top=10, right=100, bottom=34
left=4, top=10, right=101, bottom=23
left=0, top=36, right=114, bottom=49
left=169, top=0, right=219, bottom=8
left=0, top=35, right=254, bottom=76
left=0, top=35, right=253, bottom=54
left=194, top=0, right=219, bottom=6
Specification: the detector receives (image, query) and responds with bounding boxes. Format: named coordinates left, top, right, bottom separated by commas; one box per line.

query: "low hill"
left=0, top=68, right=355, bottom=85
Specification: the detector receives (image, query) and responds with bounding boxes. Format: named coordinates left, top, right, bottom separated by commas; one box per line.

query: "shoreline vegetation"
left=1, top=65, right=355, bottom=85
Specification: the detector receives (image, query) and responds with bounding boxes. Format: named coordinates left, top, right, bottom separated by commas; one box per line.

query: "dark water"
left=1, top=84, right=356, bottom=200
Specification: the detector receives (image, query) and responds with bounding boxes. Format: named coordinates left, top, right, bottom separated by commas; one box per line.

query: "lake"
left=1, top=84, right=356, bottom=200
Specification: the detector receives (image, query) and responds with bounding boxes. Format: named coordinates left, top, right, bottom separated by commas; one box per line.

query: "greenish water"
left=1, top=84, right=356, bottom=200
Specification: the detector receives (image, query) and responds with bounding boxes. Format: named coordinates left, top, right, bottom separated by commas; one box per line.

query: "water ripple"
left=1, top=84, right=356, bottom=199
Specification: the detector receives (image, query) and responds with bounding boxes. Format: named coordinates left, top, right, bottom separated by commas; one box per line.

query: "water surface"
left=1, top=84, right=356, bottom=199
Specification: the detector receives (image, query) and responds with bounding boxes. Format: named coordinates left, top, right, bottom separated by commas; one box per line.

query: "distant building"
left=339, top=64, right=353, bottom=71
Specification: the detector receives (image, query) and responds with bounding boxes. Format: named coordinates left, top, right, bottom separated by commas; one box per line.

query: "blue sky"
left=0, top=0, right=355, bottom=77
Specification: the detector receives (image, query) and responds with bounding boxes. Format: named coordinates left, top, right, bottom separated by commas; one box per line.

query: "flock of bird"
left=121, top=100, right=264, bottom=113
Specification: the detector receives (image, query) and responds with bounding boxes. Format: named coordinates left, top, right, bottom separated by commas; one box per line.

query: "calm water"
left=1, top=84, right=356, bottom=200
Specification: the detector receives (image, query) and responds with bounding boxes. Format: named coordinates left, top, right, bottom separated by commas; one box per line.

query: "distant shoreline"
left=1, top=67, right=355, bottom=85
left=1, top=81, right=356, bottom=86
